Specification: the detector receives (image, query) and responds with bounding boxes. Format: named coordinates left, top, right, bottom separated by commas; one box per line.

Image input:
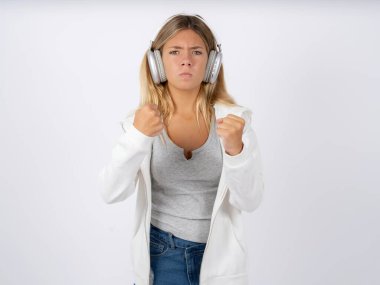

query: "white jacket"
left=99, top=102, right=265, bottom=285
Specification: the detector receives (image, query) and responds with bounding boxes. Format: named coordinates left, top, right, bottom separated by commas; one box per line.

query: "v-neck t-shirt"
left=150, top=114, right=223, bottom=243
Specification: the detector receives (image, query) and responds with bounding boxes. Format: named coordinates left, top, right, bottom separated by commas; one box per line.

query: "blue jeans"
left=148, top=223, right=207, bottom=285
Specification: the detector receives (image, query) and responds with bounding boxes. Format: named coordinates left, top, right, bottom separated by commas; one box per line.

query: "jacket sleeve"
left=99, top=113, right=155, bottom=204
left=223, top=109, right=265, bottom=212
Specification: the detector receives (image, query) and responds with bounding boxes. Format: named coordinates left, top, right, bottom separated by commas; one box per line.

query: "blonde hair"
left=138, top=14, right=239, bottom=145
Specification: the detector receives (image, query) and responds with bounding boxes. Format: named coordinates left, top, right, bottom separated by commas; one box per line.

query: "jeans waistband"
left=150, top=223, right=207, bottom=250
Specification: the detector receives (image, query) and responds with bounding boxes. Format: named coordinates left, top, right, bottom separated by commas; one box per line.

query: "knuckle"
left=150, top=109, right=157, bottom=116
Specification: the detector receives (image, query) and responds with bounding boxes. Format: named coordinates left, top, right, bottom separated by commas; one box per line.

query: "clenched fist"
left=216, top=114, right=245, bottom=156
left=133, top=103, right=164, bottom=137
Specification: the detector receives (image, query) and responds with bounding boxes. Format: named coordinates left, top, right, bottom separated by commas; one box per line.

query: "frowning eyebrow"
left=167, top=46, right=204, bottom=49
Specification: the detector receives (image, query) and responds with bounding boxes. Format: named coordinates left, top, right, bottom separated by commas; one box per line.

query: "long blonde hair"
left=139, top=14, right=238, bottom=144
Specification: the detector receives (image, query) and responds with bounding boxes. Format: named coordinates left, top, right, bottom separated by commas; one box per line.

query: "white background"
left=1, top=1, right=379, bottom=284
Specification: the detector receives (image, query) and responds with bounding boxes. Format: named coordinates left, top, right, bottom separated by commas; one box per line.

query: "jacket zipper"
left=199, top=184, right=228, bottom=280
left=140, top=169, right=150, bottom=268
left=199, top=138, right=228, bottom=280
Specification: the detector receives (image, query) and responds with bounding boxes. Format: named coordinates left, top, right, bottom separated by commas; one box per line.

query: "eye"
left=193, top=50, right=203, bottom=55
left=169, top=50, right=179, bottom=55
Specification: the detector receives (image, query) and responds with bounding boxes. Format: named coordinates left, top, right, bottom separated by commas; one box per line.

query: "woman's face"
left=161, top=29, right=208, bottom=93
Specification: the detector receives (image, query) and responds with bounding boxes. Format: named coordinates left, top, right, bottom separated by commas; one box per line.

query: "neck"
left=168, top=84, right=200, bottom=116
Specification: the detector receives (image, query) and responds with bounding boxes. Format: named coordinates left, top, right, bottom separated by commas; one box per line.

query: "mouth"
left=179, top=72, right=192, bottom=78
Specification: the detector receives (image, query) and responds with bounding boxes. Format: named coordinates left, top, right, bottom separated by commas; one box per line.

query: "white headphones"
left=147, top=14, right=223, bottom=85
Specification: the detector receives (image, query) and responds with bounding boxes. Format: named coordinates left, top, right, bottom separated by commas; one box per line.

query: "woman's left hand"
left=216, top=114, right=245, bottom=156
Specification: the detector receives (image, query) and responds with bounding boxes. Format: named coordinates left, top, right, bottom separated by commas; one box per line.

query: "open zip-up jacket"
left=99, top=101, right=265, bottom=285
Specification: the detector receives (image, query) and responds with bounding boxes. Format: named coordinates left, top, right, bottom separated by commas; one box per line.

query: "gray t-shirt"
left=150, top=114, right=223, bottom=243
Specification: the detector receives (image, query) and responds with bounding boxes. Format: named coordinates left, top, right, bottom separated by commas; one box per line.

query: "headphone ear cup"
left=208, top=51, right=222, bottom=84
left=154, top=50, right=167, bottom=83
left=147, top=49, right=167, bottom=84
left=203, top=50, right=216, bottom=83
left=147, top=49, right=161, bottom=84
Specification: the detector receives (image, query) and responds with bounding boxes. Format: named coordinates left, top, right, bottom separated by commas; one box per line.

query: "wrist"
left=225, top=143, right=244, bottom=156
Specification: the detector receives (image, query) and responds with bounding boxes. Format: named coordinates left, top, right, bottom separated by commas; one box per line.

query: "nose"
left=181, top=51, right=192, bottom=66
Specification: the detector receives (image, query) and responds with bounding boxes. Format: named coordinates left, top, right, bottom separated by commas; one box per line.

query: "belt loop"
left=168, top=232, right=175, bottom=249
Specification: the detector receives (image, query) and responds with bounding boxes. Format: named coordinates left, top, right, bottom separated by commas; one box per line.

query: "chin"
left=172, top=81, right=202, bottom=91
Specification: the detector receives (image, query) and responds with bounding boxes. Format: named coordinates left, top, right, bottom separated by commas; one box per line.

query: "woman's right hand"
left=133, top=103, right=164, bottom=137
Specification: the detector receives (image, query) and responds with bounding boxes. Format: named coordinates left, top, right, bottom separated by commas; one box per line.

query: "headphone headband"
left=151, top=13, right=221, bottom=50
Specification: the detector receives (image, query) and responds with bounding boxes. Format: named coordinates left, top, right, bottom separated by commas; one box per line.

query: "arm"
left=223, top=110, right=265, bottom=212
left=99, top=113, right=154, bottom=204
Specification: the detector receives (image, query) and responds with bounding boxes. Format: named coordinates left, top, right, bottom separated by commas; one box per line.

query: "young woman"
left=99, top=13, right=264, bottom=285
